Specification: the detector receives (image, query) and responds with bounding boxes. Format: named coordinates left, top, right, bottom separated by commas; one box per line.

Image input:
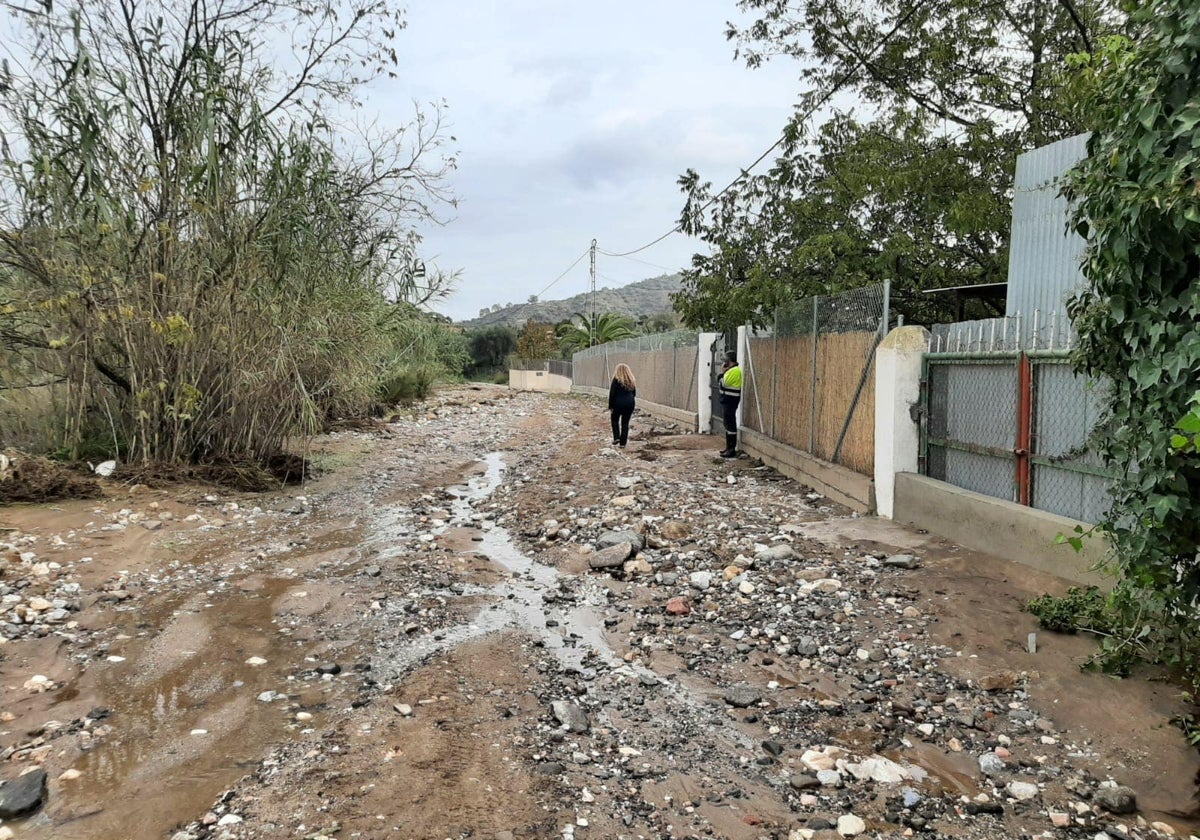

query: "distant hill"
left=459, top=274, right=683, bottom=329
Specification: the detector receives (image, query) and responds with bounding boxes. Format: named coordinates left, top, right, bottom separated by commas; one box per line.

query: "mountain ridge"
left=457, top=274, right=683, bottom=328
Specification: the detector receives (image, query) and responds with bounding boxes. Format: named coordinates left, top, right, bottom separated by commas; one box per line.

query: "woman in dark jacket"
left=608, top=363, right=636, bottom=447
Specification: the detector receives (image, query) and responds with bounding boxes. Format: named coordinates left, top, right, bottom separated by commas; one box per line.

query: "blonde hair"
left=613, top=363, right=636, bottom=389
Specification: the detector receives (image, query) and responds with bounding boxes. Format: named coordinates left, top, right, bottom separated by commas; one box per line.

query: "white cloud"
left=377, top=0, right=803, bottom=320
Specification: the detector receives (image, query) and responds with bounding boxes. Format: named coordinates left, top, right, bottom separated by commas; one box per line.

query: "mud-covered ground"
left=1, top=385, right=1198, bottom=840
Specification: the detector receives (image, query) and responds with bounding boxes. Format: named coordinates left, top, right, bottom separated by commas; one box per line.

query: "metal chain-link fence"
left=572, top=329, right=700, bottom=412
left=922, top=350, right=1112, bottom=523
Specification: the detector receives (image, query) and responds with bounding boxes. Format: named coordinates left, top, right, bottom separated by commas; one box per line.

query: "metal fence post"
left=1015, top=353, right=1033, bottom=505
left=771, top=306, right=779, bottom=439
left=809, top=295, right=819, bottom=453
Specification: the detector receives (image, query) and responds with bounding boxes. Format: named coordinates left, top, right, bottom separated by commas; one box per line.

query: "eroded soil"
left=1, top=385, right=1197, bottom=840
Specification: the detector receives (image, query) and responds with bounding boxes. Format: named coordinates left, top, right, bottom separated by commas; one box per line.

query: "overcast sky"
left=379, top=1, right=804, bottom=321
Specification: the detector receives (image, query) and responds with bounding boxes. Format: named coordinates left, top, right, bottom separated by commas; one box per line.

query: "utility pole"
left=589, top=238, right=597, bottom=345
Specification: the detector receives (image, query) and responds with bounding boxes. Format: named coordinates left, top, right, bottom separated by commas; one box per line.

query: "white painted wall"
left=698, top=332, right=718, bottom=434
left=509, top=370, right=572, bottom=393
left=874, top=326, right=930, bottom=518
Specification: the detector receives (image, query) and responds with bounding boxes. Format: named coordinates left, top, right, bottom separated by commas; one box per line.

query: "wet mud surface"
left=2, top=385, right=1198, bottom=840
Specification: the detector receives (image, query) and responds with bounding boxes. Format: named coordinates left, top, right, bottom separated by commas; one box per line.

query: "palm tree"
left=556, top=312, right=636, bottom=352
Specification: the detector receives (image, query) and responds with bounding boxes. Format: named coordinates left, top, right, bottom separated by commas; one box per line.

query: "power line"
left=599, top=0, right=932, bottom=259
left=596, top=250, right=678, bottom=273
left=475, top=246, right=592, bottom=327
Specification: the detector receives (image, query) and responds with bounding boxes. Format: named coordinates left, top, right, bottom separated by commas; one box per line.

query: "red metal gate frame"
left=1015, top=352, right=1033, bottom=506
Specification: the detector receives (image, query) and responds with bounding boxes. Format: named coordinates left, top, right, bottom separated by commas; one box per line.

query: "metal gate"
left=920, top=349, right=1111, bottom=523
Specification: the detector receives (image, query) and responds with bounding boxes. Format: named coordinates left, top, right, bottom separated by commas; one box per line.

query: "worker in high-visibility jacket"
left=718, top=351, right=742, bottom=458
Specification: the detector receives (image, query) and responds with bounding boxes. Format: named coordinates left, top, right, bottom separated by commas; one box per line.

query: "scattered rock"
left=979, top=753, right=1006, bottom=777
left=551, top=701, right=590, bottom=733
left=1007, top=780, right=1041, bottom=801
left=1093, top=785, right=1137, bottom=815
left=882, top=553, right=921, bottom=569
left=978, top=670, right=1020, bottom=692
left=665, top=596, right=691, bottom=616
left=595, top=530, right=644, bottom=551
left=588, top=543, right=632, bottom=570
left=836, top=814, right=866, bottom=837
left=0, top=769, right=47, bottom=819
left=723, top=686, right=762, bottom=708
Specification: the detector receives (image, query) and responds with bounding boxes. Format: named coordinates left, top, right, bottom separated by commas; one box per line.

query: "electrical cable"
left=470, top=246, right=592, bottom=327
left=599, top=0, right=932, bottom=259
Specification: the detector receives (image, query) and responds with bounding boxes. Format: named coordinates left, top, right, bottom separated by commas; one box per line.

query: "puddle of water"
left=370, top=453, right=616, bottom=678
left=18, top=576, right=327, bottom=840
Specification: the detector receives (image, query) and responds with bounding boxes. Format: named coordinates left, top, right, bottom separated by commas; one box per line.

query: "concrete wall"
left=874, top=326, right=928, bottom=518
left=893, top=472, right=1110, bottom=587
left=739, top=427, right=876, bottom=513
left=509, top=370, right=571, bottom=393
left=572, top=384, right=699, bottom=430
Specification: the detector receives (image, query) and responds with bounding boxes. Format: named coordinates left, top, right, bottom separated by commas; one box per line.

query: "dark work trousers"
left=722, top=399, right=739, bottom=434
left=611, top=407, right=634, bottom=446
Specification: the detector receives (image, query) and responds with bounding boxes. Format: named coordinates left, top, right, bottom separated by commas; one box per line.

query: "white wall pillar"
left=698, top=332, right=717, bottom=434
left=735, top=325, right=748, bottom=431
left=874, top=326, right=930, bottom=518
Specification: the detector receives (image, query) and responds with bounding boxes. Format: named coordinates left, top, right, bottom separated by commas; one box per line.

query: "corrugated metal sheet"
left=1005, top=133, right=1090, bottom=331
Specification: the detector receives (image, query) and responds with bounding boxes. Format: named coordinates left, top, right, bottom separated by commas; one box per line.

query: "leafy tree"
left=675, top=0, right=1122, bottom=331
left=465, top=325, right=517, bottom=376
left=515, top=320, right=558, bottom=360
left=556, top=312, right=636, bottom=352
left=1057, top=0, right=1200, bottom=674
left=0, top=0, right=455, bottom=462
left=638, top=312, right=680, bottom=334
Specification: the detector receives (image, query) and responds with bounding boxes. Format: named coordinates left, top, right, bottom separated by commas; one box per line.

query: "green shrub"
left=377, top=366, right=436, bottom=405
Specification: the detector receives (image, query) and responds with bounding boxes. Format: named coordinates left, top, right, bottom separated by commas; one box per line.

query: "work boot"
left=720, top=433, right=738, bottom=458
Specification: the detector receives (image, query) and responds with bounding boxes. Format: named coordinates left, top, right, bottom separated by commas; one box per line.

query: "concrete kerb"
left=739, top=427, right=876, bottom=513
left=893, top=472, right=1111, bottom=588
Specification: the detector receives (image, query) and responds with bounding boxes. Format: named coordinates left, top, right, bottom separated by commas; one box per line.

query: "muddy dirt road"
left=2, top=386, right=1198, bottom=840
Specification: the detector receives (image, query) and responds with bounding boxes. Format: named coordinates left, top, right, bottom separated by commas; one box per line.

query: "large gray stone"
left=595, top=530, right=644, bottom=551
left=588, top=543, right=633, bottom=570
left=1094, top=785, right=1137, bottom=815
left=551, top=701, right=590, bottom=733
left=883, top=553, right=922, bottom=570
left=723, top=686, right=762, bottom=708
left=757, top=544, right=796, bottom=563
left=0, top=768, right=47, bottom=818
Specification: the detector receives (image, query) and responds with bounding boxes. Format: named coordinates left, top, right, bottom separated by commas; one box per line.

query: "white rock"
left=1007, top=780, right=1040, bottom=801
left=817, top=769, right=842, bottom=787
left=846, top=755, right=910, bottom=785
left=216, top=814, right=243, bottom=826
left=837, top=814, right=866, bottom=837
left=23, top=674, right=54, bottom=692
left=245, top=656, right=268, bottom=666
